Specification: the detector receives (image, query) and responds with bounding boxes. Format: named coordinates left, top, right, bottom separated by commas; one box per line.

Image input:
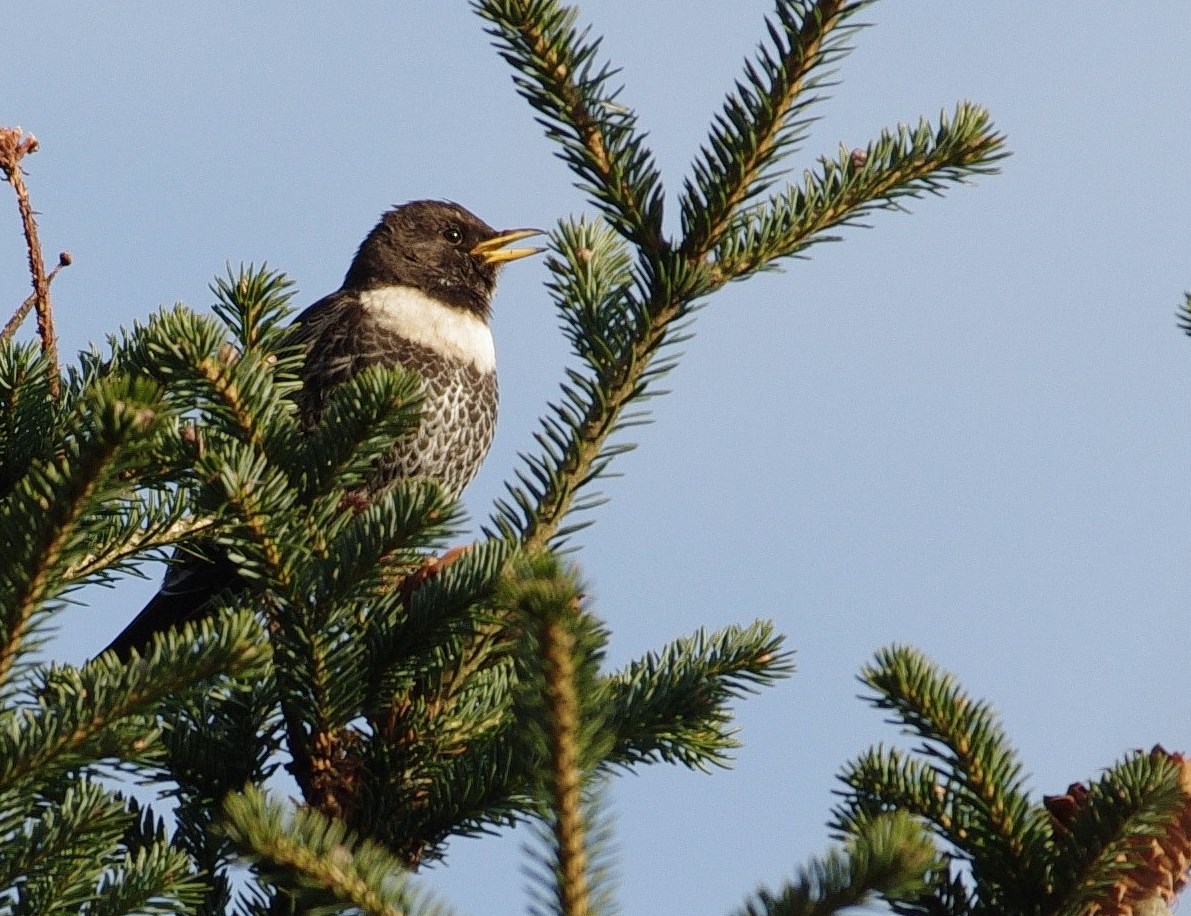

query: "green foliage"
left=600, top=621, right=793, bottom=771
left=0, top=780, right=203, bottom=915
left=497, top=552, right=616, bottom=916
left=0, top=301, right=270, bottom=910
left=474, top=0, right=666, bottom=251
left=713, top=103, right=1007, bottom=281
left=1047, top=751, right=1186, bottom=916
left=680, top=0, right=875, bottom=253
left=833, top=646, right=1191, bottom=916
left=222, top=786, right=454, bottom=916
left=487, top=216, right=639, bottom=546
left=735, top=812, right=940, bottom=916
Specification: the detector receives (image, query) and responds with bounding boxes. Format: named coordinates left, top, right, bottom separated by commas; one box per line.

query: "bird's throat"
left=358, top=285, right=496, bottom=373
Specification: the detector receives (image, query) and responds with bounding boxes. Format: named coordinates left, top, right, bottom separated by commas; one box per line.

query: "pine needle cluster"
left=831, top=647, right=1191, bottom=916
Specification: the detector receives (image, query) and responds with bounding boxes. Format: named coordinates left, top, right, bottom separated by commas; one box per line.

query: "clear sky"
left=5, top=3, right=1191, bottom=914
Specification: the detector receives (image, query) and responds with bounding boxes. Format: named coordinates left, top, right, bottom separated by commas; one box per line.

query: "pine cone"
left=1048, top=747, right=1191, bottom=916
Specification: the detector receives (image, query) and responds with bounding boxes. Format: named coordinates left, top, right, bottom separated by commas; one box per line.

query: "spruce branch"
left=209, top=264, right=297, bottom=353
left=1047, top=748, right=1191, bottom=916
left=2, top=790, right=206, bottom=916
left=680, top=0, right=873, bottom=254
left=734, top=811, right=939, bottom=916
left=712, top=103, right=1007, bottom=282
left=496, top=552, right=608, bottom=916
left=0, top=610, right=267, bottom=792
left=0, top=127, right=61, bottom=396
left=857, top=646, right=1051, bottom=907
left=477, top=3, right=1003, bottom=551
left=161, top=680, right=282, bottom=915
left=838, top=650, right=1191, bottom=914
left=90, top=839, right=206, bottom=916
left=0, top=777, right=133, bottom=912
left=0, top=376, right=173, bottom=694
left=0, top=341, right=60, bottom=499
left=63, top=509, right=214, bottom=586
left=831, top=746, right=967, bottom=848
left=487, top=217, right=641, bottom=546
left=600, top=620, right=793, bottom=771
left=222, top=786, right=455, bottom=916
left=473, top=0, right=665, bottom=252
left=295, top=363, right=425, bottom=497
left=1178, top=291, right=1191, bottom=339
left=540, top=601, right=588, bottom=916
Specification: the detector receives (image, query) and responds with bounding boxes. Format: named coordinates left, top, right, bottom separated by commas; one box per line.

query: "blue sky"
left=5, top=2, right=1191, bottom=913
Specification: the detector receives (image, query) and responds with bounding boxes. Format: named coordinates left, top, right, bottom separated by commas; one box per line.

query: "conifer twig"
left=857, top=646, right=1048, bottom=904
left=543, top=606, right=590, bottom=916
left=0, top=127, right=61, bottom=396
left=474, top=0, right=666, bottom=252
left=2, top=251, right=71, bottom=343
left=222, top=787, right=445, bottom=916
left=680, top=0, right=872, bottom=254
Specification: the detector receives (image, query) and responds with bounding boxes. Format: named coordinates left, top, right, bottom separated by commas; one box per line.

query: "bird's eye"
left=443, top=226, right=464, bottom=245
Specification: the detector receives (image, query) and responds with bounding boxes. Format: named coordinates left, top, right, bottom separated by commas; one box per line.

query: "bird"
left=103, top=200, right=543, bottom=660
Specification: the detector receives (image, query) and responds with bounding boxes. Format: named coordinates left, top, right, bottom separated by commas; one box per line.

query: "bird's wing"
left=100, top=294, right=351, bottom=661
left=284, top=289, right=356, bottom=350
left=285, top=289, right=366, bottom=425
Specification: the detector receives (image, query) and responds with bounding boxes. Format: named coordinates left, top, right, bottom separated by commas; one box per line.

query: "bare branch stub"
left=0, top=126, right=61, bottom=396
left=2, top=252, right=71, bottom=344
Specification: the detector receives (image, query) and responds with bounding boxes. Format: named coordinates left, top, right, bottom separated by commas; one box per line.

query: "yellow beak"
left=471, top=227, right=546, bottom=266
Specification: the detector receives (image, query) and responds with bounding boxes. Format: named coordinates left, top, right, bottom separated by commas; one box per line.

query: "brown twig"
left=0, top=126, right=62, bottom=397
left=2, top=251, right=71, bottom=343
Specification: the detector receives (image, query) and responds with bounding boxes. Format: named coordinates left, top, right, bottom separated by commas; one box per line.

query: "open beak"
left=471, top=228, right=546, bottom=266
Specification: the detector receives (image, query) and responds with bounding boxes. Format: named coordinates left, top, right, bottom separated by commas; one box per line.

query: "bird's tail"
left=101, top=550, right=241, bottom=661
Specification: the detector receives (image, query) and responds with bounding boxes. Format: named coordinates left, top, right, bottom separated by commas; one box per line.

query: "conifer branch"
left=0, top=609, right=266, bottom=792
left=712, top=103, right=1007, bottom=282
left=680, top=0, right=872, bottom=254
left=91, top=840, right=206, bottom=916
left=63, top=511, right=215, bottom=585
left=479, top=4, right=1003, bottom=551
left=487, top=218, right=645, bottom=547
left=296, top=363, right=424, bottom=496
left=0, top=343, right=58, bottom=500
left=832, top=746, right=965, bottom=846
left=473, top=0, right=665, bottom=251
left=1047, top=749, right=1191, bottom=916
left=545, top=615, right=591, bottom=916
left=0, top=778, right=130, bottom=906
left=520, top=559, right=591, bottom=916
left=209, top=265, right=297, bottom=353
left=0, top=439, right=122, bottom=690
left=838, top=649, right=1191, bottom=913
left=0, top=380, right=170, bottom=693
left=600, top=621, right=793, bottom=770
left=734, top=812, right=939, bottom=916
left=857, top=646, right=1051, bottom=906
left=496, top=552, right=615, bottom=916
left=223, top=787, right=453, bottom=916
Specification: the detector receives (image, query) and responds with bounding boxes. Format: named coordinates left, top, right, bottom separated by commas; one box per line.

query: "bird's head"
left=343, top=200, right=543, bottom=318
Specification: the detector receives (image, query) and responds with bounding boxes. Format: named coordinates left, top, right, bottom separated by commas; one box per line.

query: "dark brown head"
left=341, top=200, right=543, bottom=318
